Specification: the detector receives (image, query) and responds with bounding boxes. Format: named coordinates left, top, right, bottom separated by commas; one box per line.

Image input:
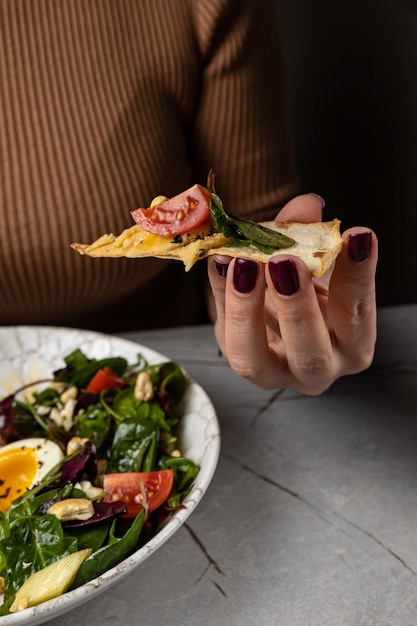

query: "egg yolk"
left=0, top=448, right=38, bottom=513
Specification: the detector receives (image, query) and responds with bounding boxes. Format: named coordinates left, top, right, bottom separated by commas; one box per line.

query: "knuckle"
left=355, top=294, right=376, bottom=320
left=336, top=296, right=377, bottom=373
left=292, top=351, right=333, bottom=378
left=339, top=293, right=376, bottom=329
left=347, top=345, right=376, bottom=374
left=230, top=360, right=265, bottom=385
left=279, top=308, right=312, bottom=328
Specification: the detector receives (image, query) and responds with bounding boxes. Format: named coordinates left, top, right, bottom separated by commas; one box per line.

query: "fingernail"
left=268, top=258, right=299, bottom=295
left=214, top=258, right=230, bottom=277
left=348, top=231, right=372, bottom=262
left=309, top=192, right=325, bottom=210
left=233, top=258, right=258, bottom=293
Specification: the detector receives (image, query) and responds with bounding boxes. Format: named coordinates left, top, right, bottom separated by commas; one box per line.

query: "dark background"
left=275, top=0, right=417, bottom=305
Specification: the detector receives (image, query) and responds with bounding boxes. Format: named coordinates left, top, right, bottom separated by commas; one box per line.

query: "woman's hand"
left=207, top=193, right=378, bottom=395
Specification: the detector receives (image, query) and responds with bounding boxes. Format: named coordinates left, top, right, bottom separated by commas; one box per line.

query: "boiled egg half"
left=0, top=438, right=64, bottom=513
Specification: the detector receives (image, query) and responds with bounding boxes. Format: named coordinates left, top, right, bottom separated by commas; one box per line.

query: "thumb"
left=276, top=193, right=325, bottom=223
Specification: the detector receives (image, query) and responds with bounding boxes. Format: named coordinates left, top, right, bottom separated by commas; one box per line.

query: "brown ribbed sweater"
left=0, top=0, right=297, bottom=332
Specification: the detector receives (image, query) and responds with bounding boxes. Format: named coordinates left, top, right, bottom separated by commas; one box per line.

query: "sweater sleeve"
left=190, top=0, right=298, bottom=221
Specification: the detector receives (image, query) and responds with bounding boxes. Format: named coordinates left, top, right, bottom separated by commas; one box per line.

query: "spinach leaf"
left=107, top=418, right=158, bottom=473
left=12, top=399, right=50, bottom=437
left=112, top=388, right=171, bottom=431
left=55, top=350, right=128, bottom=389
left=63, top=348, right=90, bottom=371
left=71, top=509, right=145, bottom=588
left=0, top=513, right=78, bottom=594
left=207, top=170, right=296, bottom=252
left=145, top=361, right=187, bottom=404
left=65, top=521, right=109, bottom=552
left=158, top=456, right=200, bottom=508
left=112, top=387, right=149, bottom=421
left=74, top=403, right=113, bottom=452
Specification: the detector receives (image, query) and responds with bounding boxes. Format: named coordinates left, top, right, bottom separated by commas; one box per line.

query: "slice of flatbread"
left=71, top=219, right=343, bottom=277
left=207, top=220, right=344, bottom=277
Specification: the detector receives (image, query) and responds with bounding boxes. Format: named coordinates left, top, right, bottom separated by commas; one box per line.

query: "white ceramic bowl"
left=0, top=326, right=220, bottom=626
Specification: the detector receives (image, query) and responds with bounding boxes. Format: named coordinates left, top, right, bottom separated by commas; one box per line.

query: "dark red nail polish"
left=233, top=258, right=258, bottom=293
left=268, top=258, right=299, bottom=295
left=214, top=259, right=230, bottom=277
left=348, top=231, right=372, bottom=262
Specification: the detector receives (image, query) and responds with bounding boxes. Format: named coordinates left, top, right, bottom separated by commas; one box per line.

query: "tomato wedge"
left=130, top=184, right=211, bottom=236
left=85, top=366, right=125, bottom=394
left=102, top=470, right=174, bottom=518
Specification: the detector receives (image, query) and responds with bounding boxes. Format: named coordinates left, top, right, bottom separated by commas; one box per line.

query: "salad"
left=0, top=348, right=199, bottom=614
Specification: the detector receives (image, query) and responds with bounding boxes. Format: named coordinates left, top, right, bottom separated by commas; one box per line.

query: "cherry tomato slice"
left=130, top=184, right=211, bottom=236
left=85, top=366, right=125, bottom=394
left=102, top=470, right=175, bottom=518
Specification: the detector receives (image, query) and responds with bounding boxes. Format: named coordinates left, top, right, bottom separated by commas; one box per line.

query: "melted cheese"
left=71, top=223, right=232, bottom=270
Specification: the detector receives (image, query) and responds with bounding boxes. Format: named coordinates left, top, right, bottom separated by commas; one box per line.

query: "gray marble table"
left=47, top=305, right=417, bottom=626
